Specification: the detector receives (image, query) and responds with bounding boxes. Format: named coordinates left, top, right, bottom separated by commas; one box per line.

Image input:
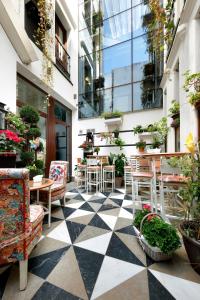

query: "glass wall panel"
left=132, top=3, right=149, bottom=38
left=101, top=41, right=132, bottom=88
left=100, top=0, right=131, bottom=20
left=102, top=10, right=131, bottom=49
left=17, top=76, right=47, bottom=113
left=133, top=35, right=150, bottom=82
left=113, top=84, right=132, bottom=112
left=78, top=0, right=163, bottom=119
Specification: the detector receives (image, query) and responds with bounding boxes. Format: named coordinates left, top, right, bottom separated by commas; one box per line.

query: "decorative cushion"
left=30, top=205, right=44, bottom=228
left=49, top=161, right=68, bottom=185
left=132, top=172, right=153, bottom=178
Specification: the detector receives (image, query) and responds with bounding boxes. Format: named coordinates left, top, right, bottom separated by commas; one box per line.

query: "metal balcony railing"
left=55, top=36, right=70, bottom=79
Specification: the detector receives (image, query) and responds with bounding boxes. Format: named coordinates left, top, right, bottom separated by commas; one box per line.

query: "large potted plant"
left=109, top=153, right=126, bottom=188
left=133, top=204, right=181, bottom=261
left=175, top=136, right=200, bottom=274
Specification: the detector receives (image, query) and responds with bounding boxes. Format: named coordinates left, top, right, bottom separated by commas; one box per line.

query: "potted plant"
left=101, top=111, right=123, bottom=120
left=133, top=204, right=181, bottom=261
left=143, top=62, right=155, bottom=77
left=183, top=70, right=200, bottom=107
left=135, top=140, right=146, bottom=153
left=133, top=125, right=145, bottom=135
left=168, top=100, right=180, bottom=119
left=94, top=146, right=100, bottom=155
left=114, top=137, right=125, bottom=150
left=98, top=132, right=113, bottom=144
left=109, top=153, right=126, bottom=188
left=0, top=129, right=24, bottom=167
left=175, top=137, right=200, bottom=274
left=148, top=135, right=162, bottom=153
left=113, top=128, right=120, bottom=138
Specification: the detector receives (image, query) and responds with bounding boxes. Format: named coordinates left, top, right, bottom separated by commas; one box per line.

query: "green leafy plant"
left=35, top=159, right=44, bottom=169
left=27, top=164, right=44, bottom=179
left=114, top=137, right=125, bottom=150
left=101, top=111, right=123, bottom=119
left=20, top=151, right=35, bottom=166
left=135, top=140, right=146, bottom=150
left=20, top=105, right=40, bottom=124
left=150, top=136, right=163, bottom=149
left=5, top=112, right=27, bottom=134
left=94, top=146, right=100, bottom=155
left=133, top=125, right=144, bottom=135
left=109, top=153, right=127, bottom=177
left=169, top=100, right=180, bottom=116
left=0, top=130, right=24, bottom=152
left=98, top=132, right=113, bottom=144
left=134, top=205, right=181, bottom=254
left=183, top=70, right=200, bottom=106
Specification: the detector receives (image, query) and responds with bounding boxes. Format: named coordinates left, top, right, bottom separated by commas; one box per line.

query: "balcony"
left=55, top=36, right=70, bottom=79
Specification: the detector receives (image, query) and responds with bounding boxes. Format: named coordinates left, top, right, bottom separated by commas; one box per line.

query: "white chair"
left=124, top=158, right=138, bottom=193
left=158, top=157, right=188, bottom=218
left=131, top=158, right=155, bottom=212
left=76, top=163, right=87, bottom=190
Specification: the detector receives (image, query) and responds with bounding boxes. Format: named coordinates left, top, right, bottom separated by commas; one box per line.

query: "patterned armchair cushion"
left=49, top=161, right=68, bottom=185
left=0, top=169, right=30, bottom=244
left=0, top=169, right=44, bottom=265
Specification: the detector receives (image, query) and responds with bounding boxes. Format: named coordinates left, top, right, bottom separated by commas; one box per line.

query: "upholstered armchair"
left=0, top=168, right=44, bottom=290
left=39, top=161, right=68, bottom=223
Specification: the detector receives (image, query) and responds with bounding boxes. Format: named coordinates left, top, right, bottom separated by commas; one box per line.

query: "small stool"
left=86, top=159, right=101, bottom=193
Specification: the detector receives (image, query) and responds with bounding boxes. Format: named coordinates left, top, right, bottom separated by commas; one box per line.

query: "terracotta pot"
left=179, top=221, right=200, bottom=275
left=115, top=176, right=123, bottom=188
left=137, top=147, right=145, bottom=153
left=0, top=151, right=16, bottom=168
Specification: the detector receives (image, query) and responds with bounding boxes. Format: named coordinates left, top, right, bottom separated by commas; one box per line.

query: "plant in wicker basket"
left=133, top=204, right=181, bottom=261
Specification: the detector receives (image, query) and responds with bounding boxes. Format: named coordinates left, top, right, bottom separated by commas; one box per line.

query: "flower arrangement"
left=79, top=141, right=93, bottom=151
left=133, top=204, right=181, bottom=255
left=0, top=130, right=23, bottom=151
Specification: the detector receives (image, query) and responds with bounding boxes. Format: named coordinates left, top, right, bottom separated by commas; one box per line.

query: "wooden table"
left=29, top=178, right=54, bottom=227
left=131, top=152, right=189, bottom=213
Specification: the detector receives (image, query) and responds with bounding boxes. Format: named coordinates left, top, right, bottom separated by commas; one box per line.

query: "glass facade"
left=78, top=0, right=163, bottom=119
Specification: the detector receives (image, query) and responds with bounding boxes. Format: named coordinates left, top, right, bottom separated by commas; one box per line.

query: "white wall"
left=72, top=109, right=163, bottom=173
left=0, top=25, right=19, bottom=112
left=162, top=1, right=200, bottom=151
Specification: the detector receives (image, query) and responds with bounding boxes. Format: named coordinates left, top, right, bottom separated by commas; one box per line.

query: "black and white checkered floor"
left=1, top=187, right=200, bottom=300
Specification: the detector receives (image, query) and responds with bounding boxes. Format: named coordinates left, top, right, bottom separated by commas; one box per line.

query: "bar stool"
left=86, top=158, right=101, bottom=193
left=158, top=157, right=188, bottom=218
left=124, top=158, right=138, bottom=193
left=103, top=163, right=115, bottom=192
left=131, top=158, right=155, bottom=212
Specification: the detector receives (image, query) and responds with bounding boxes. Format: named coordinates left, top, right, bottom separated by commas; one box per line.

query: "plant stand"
left=0, top=151, right=16, bottom=168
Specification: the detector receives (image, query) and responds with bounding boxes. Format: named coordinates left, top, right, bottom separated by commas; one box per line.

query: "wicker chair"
left=0, top=168, right=44, bottom=290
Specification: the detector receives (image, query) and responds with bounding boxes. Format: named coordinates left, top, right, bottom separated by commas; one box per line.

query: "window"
left=25, top=0, right=40, bottom=45
left=55, top=15, right=70, bottom=77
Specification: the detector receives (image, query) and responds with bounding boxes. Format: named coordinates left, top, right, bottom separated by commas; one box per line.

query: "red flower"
left=143, top=204, right=151, bottom=211
left=147, top=214, right=157, bottom=221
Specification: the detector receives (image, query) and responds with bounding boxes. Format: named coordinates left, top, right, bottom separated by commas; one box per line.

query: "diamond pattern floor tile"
left=2, top=185, right=200, bottom=300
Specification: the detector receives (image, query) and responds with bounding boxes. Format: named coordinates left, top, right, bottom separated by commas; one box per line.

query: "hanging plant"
left=144, top=0, right=175, bottom=55
left=35, top=0, right=54, bottom=105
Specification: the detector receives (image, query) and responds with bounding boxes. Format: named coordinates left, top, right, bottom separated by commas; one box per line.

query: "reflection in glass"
left=132, top=3, right=149, bottom=38
left=55, top=124, right=67, bottom=161
left=102, top=41, right=132, bottom=88
left=133, top=83, right=163, bottom=110
left=102, top=10, right=131, bottom=48
left=133, top=35, right=150, bottom=82
left=100, top=0, right=131, bottom=19
left=113, top=85, right=132, bottom=112
left=17, top=76, right=47, bottom=113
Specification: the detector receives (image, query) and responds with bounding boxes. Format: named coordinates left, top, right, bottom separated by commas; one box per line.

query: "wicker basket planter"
left=133, top=213, right=173, bottom=262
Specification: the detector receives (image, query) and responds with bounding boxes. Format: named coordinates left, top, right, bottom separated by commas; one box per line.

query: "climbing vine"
left=145, top=0, right=175, bottom=54
left=35, top=0, right=54, bottom=105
